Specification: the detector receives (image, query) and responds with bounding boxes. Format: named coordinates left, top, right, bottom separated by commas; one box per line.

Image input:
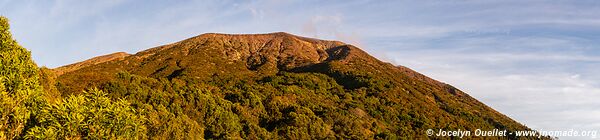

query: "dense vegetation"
left=1, top=17, right=146, bottom=139
left=0, top=16, right=544, bottom=139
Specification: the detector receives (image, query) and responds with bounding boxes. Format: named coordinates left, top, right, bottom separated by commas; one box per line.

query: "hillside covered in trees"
left=1, top=16, right=541, bottom=139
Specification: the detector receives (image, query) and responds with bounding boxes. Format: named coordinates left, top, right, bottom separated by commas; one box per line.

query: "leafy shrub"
left=25, top=89, right=147, bottom=139
left=0, top=16, right=45, bottom=139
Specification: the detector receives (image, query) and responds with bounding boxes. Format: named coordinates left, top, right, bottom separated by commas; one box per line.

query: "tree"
left=0, top=16, right=45, bottom=139
left=25, top=89, right=147, bottom=139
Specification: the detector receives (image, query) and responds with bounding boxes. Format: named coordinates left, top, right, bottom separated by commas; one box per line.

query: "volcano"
left=51, top=32, right=533, bottom=139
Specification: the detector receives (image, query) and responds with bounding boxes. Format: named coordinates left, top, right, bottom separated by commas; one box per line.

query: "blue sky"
left=2, top=0, right=600, bottom=137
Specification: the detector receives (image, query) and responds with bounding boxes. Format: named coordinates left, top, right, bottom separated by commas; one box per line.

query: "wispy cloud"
left=387, top=33, right=600, bottom=135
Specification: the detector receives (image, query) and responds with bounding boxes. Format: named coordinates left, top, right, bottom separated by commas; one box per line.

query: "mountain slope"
left=53, top=32, right=535, bottom=139
left=53, top=52, right=131, bottom=76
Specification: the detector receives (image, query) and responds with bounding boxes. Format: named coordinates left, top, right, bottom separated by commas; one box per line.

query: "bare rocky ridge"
left=133, top=32, right=347, bottom=70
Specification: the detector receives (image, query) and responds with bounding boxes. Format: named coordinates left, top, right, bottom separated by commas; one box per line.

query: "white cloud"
left=386, top=35, right=600, bottom=138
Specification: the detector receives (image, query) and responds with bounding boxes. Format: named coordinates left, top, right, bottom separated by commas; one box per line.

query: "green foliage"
left=0, top=17, right=151, bottom=139
left=38, top=67, right=61, bottom=102
left=0, top=17, right=41, bottom=92
left=63, top=68, right=540, bottom=139
left=142, top=104, right=203, bottom=139
left=0, top=16, right=45, bottom=139
left=25, top=89, right=147, bottom=139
